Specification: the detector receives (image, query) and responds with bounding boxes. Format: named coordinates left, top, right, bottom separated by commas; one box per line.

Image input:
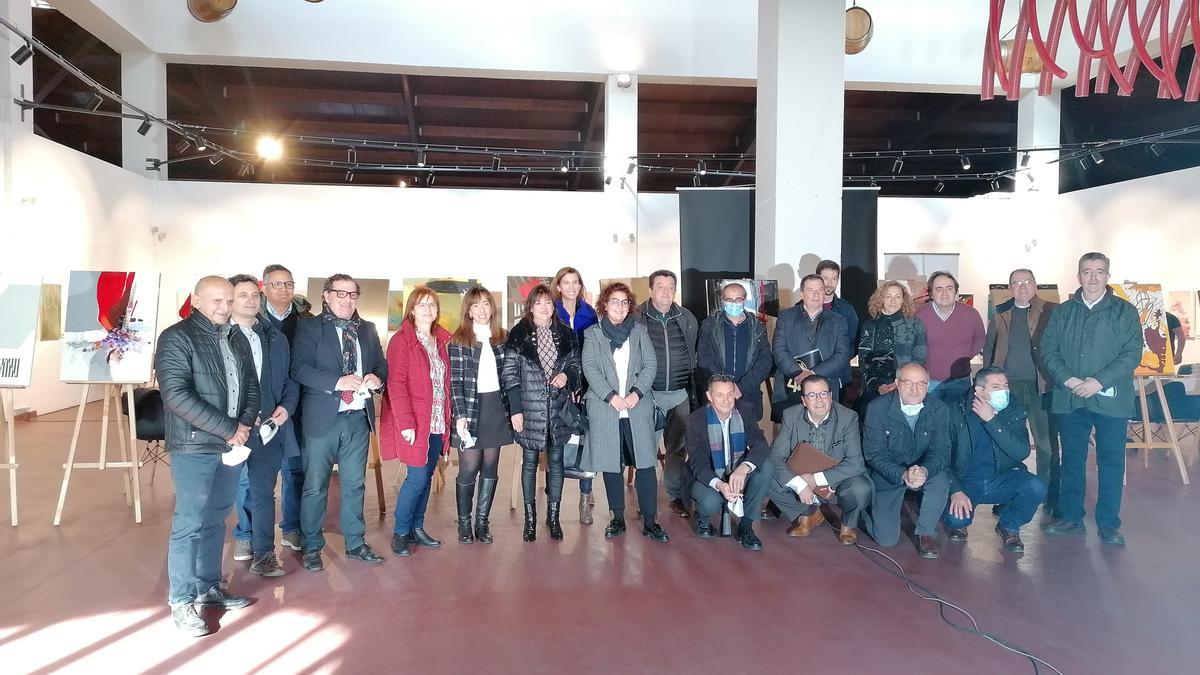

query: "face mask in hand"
left=723, top=302, right=746, bottom=318
left=989, top=390, right=1010, bottom=412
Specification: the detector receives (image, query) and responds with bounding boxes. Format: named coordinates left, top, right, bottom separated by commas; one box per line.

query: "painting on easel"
left=0, top=277, right=40, bottom=388
left=60, top=271, right=160, bottom=383
left=1110, top=283, right=1175, bottom=376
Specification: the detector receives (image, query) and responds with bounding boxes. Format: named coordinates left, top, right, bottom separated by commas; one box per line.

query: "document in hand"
left=786, top=442, right=839, bottom=498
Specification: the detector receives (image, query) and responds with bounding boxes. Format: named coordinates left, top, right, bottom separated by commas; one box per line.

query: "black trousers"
left=522, top=444, right=563, bottom=506
left=602, top=418, right=658, bottom=519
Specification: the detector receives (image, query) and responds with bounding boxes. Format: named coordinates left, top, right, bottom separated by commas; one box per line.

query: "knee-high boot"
left=475, top=477, right=497, bottom=544
left=546, top=445, right=564, bottom=540
left=456, top=480, right=475, bottom=544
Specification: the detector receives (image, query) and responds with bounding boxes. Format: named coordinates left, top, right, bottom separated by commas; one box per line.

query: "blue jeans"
left=942, top=468, right=1046, bottom=532
left=393, top=434, right=443, bottom=535
left=579, top=477, right=593, bottom=495
left=234, top=463, right=252, bottom=542
left=929, top=377, right=970, bottom=405
left=1056, top=408, right=1128, bottom=530
left=279, top=453, right=304, bottom=534
left=300, top=410, right=370, bottom=552
left=231, top=438, right=284, bottom=556
left=167, top=451, right=240, bottom=605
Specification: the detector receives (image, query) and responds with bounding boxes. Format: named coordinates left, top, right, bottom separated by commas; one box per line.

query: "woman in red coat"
left=380, top=285, right=452, bottom=557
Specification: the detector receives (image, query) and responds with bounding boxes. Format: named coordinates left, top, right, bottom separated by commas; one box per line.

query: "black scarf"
left=321, top=309, right=361, bottom=376
left=600, top=315, right=634, bottom=353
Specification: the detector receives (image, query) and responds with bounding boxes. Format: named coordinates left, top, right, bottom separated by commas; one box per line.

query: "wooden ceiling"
left=31, top=7, right=1018, bottom=197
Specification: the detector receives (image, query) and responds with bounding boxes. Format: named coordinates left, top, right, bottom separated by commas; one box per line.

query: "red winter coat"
left=379, top=322, right=452, bottom=466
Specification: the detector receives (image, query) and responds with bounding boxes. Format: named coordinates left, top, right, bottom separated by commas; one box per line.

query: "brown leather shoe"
left=668, top=499, right=690, bottom=518
left=916, top=535, right=940, bottom=559
left=837, top=526, right=858, bottom=545
left=995, top=524, right=1025, bottom=552
left=786, top=509, right=825, bottom=537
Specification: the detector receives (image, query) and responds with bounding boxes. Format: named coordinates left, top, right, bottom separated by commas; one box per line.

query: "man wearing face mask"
left=863, top=362, right=950, bottom=559
left=942, top=367, right=1045, bottom=552
left=696, top=281, right=773, bottom=422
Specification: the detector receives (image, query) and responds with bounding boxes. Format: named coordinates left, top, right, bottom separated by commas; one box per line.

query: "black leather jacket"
left=155, top=312, right=260, bottom=453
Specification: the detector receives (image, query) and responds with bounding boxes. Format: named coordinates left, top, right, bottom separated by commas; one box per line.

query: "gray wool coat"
left=580, top=321, right=662, bottom=473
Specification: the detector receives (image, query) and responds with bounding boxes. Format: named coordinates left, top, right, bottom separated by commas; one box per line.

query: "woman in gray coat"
left=582, top=282, right=670, bottom=543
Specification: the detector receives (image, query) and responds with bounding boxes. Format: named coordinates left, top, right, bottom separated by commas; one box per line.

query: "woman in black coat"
left=501, top=284, right=581, bottom=542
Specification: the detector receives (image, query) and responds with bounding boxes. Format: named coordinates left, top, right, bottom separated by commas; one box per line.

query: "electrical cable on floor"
left=827, top=520, right=1064, bottom=675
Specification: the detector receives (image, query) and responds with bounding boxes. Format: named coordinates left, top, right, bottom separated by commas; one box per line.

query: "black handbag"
left=557, top=391, right=593, bottom=479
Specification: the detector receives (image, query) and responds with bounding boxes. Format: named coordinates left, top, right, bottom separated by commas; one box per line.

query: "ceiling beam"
left=399, top=75, right=421, bottom=146
left=419, top=125, right=580, bottom=143
left=415, top=94, right=589, bottom=113
left=569, top=82, right=605, bottom=190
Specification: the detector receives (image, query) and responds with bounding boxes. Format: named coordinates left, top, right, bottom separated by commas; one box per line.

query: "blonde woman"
left=857, top=281, right=927, bottom=409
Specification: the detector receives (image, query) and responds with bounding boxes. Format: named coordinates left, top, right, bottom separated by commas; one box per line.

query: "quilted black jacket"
left=156, top=312, right=260, bottom=453
left=501, top=318, right=580, bottom=451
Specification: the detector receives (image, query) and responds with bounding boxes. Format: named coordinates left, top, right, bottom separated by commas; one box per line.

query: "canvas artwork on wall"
left=305, top=277, right=391, bottom=334
left=506, top=276, right=550, bottom=328
left=39, top=283, right=62, bottom=341
left=402, top=278, right=479, bottom=332
left=600, top=278, right=653, bottom=308
left=1110, top=283, right=1175, bottom=376
left=0, top=277, right=41, bottom=388
left=61, top=271, right=160, bottom=383
left=703, top=278, right=781, bottom=321
left=387, top=291, right=405, bottom=333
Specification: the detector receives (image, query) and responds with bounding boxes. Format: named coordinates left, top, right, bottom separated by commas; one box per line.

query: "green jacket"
left=1039, top=287, right=1141, bottom=418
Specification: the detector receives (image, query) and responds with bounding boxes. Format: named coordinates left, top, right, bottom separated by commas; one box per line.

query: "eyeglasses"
left=328, top=290, right=360, bottom=299
left=415, top=301, right=437, bottom=308
left=608, top=298, right=632, bottom=307
left=267, top=281, right=295, bottom=290
left=723, top=298, right=746, bottom=305
left=802, top=391, right=832, bottom=400
left=1010, top=280, right=1035, bottom=287
left=898, top=379, right=929, bottom=388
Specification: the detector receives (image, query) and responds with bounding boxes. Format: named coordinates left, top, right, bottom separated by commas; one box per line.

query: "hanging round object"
left=1000, top=39, right=1044, bottom=74
left=187, top=0, right=237, bottom=23
left=845, top=6, right=873, bottom=55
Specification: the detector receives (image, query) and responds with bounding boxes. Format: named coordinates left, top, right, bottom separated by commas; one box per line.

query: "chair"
left=1137, top=381, right=1200, bottom=447
left=119, top=388, right=168, bottom=482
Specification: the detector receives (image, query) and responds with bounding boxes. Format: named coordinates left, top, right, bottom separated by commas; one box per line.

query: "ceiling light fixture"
left=10, top=43, right=34, bottom=65
left=959, top=154, right=971, bottom=170
left=175, top=138, right=192, bottom=153
left=398, top=179, right=408, bottom=188
left=1090, top=150, right=1104, bottom=165
left=1020, top=151, right=1030, bottom=167
left=697, top=159, right=707, bottom=176
left=520, top=173, right=530, bottom=187
left=209, top=154, right=223, bottom=166
left=892, top=158, right=903, bottom=174
left=626, top=161, right=637, bottom=174
left=417, top=150, right=426, bottom=167
left=693, top=174, right=701, bottom=188
left=990, top=179, right=1000, bottom=191
left=560, top=158, right=569, bottom=173
left=257, top=136, right=284, bottom=161
left=86, top=92, right=103, bottom=111
left=345, top=170, right=354, bottom=183
left=935, top=181, right=945, bottom=193
left=196, top=138, right=208, bottom=151
left=1149, top=143, right=1164, bottom=157
left=492, top=155, right=501, bottom=171
left=616, top=73, right=632, bottom=88
left=137, top=116, right=152, bottom=136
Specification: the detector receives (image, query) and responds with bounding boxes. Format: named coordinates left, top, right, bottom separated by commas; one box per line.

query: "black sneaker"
left=171, top=603, right=211, bottom=637
left=947, top=527, right=968, bottom=541
left=195, top=585, right=253, bottom=610
left=736, top=524, right=763, bottom=551
left=604, top=517, right=627, bottom=539
left=345, top=544, right=385, bottom=564
left=642, top=522, right=670, bottom=543
left=302, top=549, right=324, bottom=572
left=1042, top=518, right=1086, bottom=536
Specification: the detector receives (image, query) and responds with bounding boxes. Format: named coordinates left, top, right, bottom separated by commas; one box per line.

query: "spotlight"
left=935, top=181, right=945, bottom=193
left=693, top=174, right=701, bottom=188
left=560, top=158, right=569, bottom=173
left=429, top=173, right=437, bottom=186
left=959, top=154, right=971, bottom=170
left=175, top=138, right=192, bottom=153
left=1078, top=158, right=1089, bottom=171
left=604, top=176, right=613, bottom=185
left=398, top=179, right=408, bottom=188
left=209, top=154, right=223, bottom=166
left=348, top=147, right=357, bottom=164
left=86, top=92, right=104, bottom=111
left=196, top=138, right=208, bottom=151
left=1149, top=143, right=1164, bottom=157
left=11, top=43, right=34, bottom=65
left=990, top=179, right=1000, bottom=191
left=520, top=173, right=530, bottom=187
left=417, top=149, right=426, bottom=167
left=1020, top=151, right=1031, bottom=167
left=1090, top=150, right=1104, bottom=165
left=626, top=161, right=637, bottom=174
left=137, top=117, right=152, bottom=136
left=616, top=73, right=632, bottom=88
left=492, top=156, right=501, bottom=171
left=239, top=163, right=253, bottom=177
left=892, top=158, right=904, bottom=174
left=697, top=159, right=707, bottom=176
left=345, top=170, right=354, bottom=183
left=257, top=136, right=284, bottom=161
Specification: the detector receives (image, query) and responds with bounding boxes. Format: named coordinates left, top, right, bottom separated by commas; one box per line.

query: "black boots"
left=475, top=477, right=497, bottom=544
left=547, top=502, right=563, bottom=541
left=456, top=480, right=475, bottom=544
left=523, top=503, right=537, bottom=542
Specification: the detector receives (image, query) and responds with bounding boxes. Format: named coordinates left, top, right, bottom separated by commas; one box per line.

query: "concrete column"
left=604, top=73, right=637, bottom=194
left=2, top=0, right=35, bottom=272
left=120, top=50, right=166, bottom=177
left=1017, top=90, right=1060, bottom=194
left=755, top=0, right=845, bottom=297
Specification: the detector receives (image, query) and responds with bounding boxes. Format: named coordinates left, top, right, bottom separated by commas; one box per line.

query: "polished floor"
left=1, top=403, right=1198, bottom=674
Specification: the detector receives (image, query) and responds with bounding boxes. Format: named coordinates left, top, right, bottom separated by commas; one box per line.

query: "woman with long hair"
left=501, top=284, right=581, bottom=542
left=552, top=266, right=600, bottom=524
left=380, top=286, right=452, bottom=557
left=857, top=280, right=928, bottom=410
left=581, top=282, right=670, bottom=543
left=448, top=286, right=511, bottom=544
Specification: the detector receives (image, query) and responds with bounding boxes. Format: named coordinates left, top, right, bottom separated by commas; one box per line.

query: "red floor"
left=1, top=403, right=1198, bottom=674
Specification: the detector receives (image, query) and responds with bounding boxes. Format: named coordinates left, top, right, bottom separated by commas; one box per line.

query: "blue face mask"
left=989, top=390, right=1010, bottom=411
left=723, top=302, right=745, bottom=317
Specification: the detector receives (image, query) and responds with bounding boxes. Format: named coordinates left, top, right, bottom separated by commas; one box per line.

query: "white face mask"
left=989, top=390, right=1010, bottom=412
left=900, top=402, right=924, bottom=416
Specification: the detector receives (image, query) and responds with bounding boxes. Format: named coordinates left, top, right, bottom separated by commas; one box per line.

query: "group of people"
left=157, top=252, right=1143, bottom=637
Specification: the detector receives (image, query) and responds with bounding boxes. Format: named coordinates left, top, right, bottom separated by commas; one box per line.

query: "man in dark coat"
left=290, top=274, right=388, bottom=571
left=943, top=366, right=1045, bottom=552
left=772, top=274, right=851, bottom=421
left=696, top=281, right=773, bottom=422
left=156, top=276, right=260, bottom=637
left=227, top=274, right=300, bottom=576
left=685, top=375, right=771, bottom=550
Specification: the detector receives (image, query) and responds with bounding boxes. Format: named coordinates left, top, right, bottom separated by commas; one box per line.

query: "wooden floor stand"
left=53, top=383, right=143, bottom=526
left=1126, top=377, right=1190, bottom=485
left=1, top=388, right=19, bottom=526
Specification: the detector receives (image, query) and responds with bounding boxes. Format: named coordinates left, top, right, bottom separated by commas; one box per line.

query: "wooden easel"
left=1, top=388, right=19, bottom=526
left=1127, top=376, right=1190, bottom=485
left=54, top=383, right=143, bottom=525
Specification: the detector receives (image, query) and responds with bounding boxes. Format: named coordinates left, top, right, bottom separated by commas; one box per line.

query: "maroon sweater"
left=916, top=301, right=985, bottom=381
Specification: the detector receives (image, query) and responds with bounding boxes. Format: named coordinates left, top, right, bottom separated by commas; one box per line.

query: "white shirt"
left=474, top=323, right=500, bottom=393
left=1083, top=293, right=1104, bottom=309
left=613, top=341, right=631, bottom=419
left=785, top=410, right=832, bottom=495
left=933, top=303, right=955, bottom=321
left=334, top=324, right=365, bottom=412
left=237, top=323, right=263, bottom=380
left=707, top=410, right=757, bottom=491
left=265, top=301, right=293, bottom=322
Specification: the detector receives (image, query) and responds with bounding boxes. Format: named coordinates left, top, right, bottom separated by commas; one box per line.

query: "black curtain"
left=678, top=189, right=754, bottom=321
left=840, top=189, right=879, bottom=321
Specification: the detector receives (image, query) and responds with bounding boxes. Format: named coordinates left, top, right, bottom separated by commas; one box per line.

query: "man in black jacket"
left=771, top=274, right=851, bottom=422
left=290, top=274, right=387, bottom=571
left=943, top=366, right=1046, bottom=552
left=696, top=281, right=773, bottom=421
left=156, top=276, right=260, bottom=637
left=863, top=362, right=951, bottom=559
left=685, top=375, right=770, bottom=550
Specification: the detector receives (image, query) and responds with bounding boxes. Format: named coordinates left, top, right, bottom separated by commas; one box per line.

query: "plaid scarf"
left=323, top=310, right=361, bottom=403
left=707, top=404, right=746, bottom=475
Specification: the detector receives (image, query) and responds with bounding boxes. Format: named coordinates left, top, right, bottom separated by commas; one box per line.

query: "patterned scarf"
left=323, top=310, right=360, bottom=402
left=534, top=322, right=557, bottom=382
left=707, top=404, right=746, bottom=475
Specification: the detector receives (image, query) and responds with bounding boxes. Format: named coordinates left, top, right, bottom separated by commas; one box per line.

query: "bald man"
left=156, top=276, right=261, bottom=637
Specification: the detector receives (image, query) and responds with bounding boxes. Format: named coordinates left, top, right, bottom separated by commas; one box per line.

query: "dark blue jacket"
left=696, top=310, right=773, bottom=421
left=290, top=314, right=387, bottom=439
left=246, top=316, right=301, bottom=457
left=771, top=304, right=851, bottom=400
left=556, top=299, right=598, bottom=346
left=863, top=391, right=951, bottom=486
left=828, top=295, right=860, bottom=346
